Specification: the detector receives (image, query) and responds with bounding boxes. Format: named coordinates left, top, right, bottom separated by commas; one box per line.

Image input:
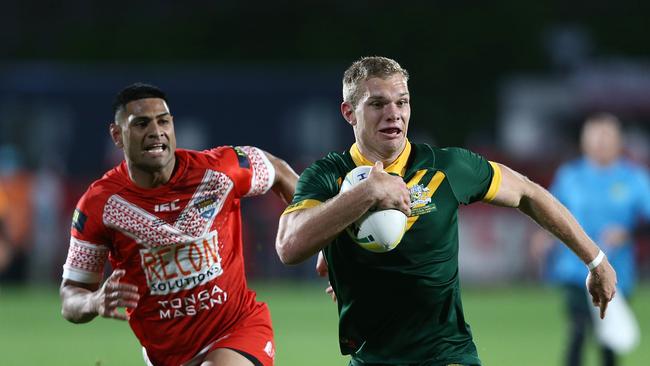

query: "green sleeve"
left=290, top=158, right=341, bottom=205
left=439, top=147, right=495, bottom=205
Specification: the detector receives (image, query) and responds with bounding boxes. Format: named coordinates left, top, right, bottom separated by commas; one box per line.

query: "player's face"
left=343, top=74, right=410, bottom=160
left=116, top=98, right=176, bottom=174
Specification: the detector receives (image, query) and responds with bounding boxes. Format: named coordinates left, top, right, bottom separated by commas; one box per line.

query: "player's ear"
left=341, top=101, right=356, bottom=126
left=110, top=122, right=124, bottom=148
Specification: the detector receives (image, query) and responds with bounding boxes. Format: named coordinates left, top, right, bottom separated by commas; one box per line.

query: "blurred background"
left=1, top=1, right=650, bottom=365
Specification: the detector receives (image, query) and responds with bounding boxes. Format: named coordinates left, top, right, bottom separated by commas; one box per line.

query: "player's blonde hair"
left=342, top=56, right=409, bottom=107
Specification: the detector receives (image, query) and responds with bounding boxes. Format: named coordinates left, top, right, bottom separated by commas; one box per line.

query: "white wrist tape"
left=587, top=250, right=605, bottom=271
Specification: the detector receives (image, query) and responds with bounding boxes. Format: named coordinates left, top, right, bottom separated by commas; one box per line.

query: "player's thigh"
left=201, top=305, right=273, bottom=366
left=201, top=348, right=254, bottom=366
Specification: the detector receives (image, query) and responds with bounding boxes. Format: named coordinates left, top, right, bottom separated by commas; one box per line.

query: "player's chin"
left=139, top=156, right=172, bottom=171
left=376, top=133, right=405, bottom=150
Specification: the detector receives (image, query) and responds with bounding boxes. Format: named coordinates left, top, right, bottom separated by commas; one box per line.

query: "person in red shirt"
left=60, top=83, right=298, bottom=366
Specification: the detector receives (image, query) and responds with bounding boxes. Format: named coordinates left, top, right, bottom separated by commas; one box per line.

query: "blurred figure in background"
left=533, top=113, right=650, bottom=366
left=0, top=184, right=9, bottom=273
left=0, top=145, right=34, bottom=283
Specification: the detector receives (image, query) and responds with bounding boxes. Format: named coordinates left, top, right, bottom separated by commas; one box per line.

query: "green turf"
left=1, top=283, right=648, bottom=365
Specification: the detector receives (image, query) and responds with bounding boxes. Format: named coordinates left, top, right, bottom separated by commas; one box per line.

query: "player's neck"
left=356, top=140, right=405, bottom=167
left=126, top=159, right=177, bottom=189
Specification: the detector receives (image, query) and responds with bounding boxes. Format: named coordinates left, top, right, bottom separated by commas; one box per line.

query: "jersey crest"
left=410, top=184, right=431, bottom=206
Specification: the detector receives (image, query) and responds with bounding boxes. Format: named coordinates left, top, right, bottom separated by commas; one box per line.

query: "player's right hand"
left=94, top=269, right=140, bottom=321
left=366, top=161, right=411, bottom=216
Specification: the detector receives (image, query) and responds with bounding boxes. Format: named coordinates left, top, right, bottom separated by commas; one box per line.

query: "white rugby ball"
left=340, top=166, right=407, bottom=253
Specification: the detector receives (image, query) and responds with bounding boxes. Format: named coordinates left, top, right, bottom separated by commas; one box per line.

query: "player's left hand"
left=316, top=251, right=336, bottom=303
left=94, top=269, right=140, bottom=321
left=586, top=257, right=617, bottom=319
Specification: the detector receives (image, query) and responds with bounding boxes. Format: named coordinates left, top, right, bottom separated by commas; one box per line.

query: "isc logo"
left=155, top=199, right=181, bottom=212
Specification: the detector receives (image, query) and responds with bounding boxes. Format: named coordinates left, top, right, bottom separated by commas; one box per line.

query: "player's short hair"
left=342, top=56, right=409, bottom=107
left=113, top=83, right=167, bottom=119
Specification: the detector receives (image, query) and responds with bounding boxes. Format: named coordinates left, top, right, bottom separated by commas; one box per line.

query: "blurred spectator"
left=0, top=145, right=34, bottom=283
left=532, top=113, right=650, bottom=366
left=28, top=159, right=65, bottom=284
left=0, top=183, right=10, bottom=272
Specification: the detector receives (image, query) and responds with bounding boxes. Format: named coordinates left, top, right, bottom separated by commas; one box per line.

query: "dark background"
left=2, top=0, right=650, bottom=283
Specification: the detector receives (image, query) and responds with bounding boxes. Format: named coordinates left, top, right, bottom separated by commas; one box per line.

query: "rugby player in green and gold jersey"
left=275, top=56, right=617, bottom=366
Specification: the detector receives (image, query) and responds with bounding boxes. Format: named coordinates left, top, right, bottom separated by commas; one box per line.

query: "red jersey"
left=63, top=146, right=275, bottom=364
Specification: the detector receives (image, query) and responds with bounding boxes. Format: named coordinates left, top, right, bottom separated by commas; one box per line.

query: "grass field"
left=1, top=282, right=648, bottom=366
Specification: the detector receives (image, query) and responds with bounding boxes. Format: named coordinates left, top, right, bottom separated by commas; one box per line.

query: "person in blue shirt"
left=542, top=113, right=650, bottom=366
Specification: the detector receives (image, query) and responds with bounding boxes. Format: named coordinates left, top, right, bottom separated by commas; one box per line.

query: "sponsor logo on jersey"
left=72, top=208, right=87, bottom=233
left=234, top=146, right=250, bottom=169
left=140, top=230, right=223, bottom=295
left=264, top=341, right=275, bottom=359
left=154, top=199, right=181, bottom=212
left=157, top=284, right=228, bottom=319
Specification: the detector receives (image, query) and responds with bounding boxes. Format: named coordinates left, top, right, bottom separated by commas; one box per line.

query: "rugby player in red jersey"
left=60, top=83, right=297, bottom=366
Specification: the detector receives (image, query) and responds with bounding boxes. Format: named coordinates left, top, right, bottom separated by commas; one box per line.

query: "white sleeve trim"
left=240, top=146, right=276, bottom=197
left=62, top=237, right=108, bottom=284
left=62, top=266, right=103, bottom=283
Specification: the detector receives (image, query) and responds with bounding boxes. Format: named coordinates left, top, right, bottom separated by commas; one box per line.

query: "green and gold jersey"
left=284, top=140, right=501, bottom=365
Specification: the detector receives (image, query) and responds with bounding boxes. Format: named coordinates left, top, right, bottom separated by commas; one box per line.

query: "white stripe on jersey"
left=103, top=194, right=196, bottom=247
left=174, top=169, right=233, bottom=238
left=102, top=170, right=233, bottom=248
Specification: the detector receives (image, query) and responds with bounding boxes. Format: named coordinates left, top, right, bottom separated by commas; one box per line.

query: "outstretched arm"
left=60, top=269, right=140, bottom=323
left=276, top=161, right=411, bottom=265
left=264, top=151, right=298, bottom=205
left=489, top=163, right=617, bottom=318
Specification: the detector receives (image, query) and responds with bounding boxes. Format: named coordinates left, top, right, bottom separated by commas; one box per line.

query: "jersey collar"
left=349, top=140, right=412, bottom=177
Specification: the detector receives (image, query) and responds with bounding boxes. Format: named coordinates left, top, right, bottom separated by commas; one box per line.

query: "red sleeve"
left=62, top=187, right=111, bottom=284
left=206, top=146, right=276, bottom=199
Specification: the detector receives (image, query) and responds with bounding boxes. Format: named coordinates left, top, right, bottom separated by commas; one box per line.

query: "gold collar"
left=349, top=140, right=411, bottom=177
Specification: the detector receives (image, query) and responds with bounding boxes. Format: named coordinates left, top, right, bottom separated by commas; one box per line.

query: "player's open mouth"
left=379, top=128, right=402, bottom=137
left=143, top=143, right=167, bottom=155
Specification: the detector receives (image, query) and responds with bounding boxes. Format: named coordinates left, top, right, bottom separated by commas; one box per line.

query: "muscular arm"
left=60, top=269, right=139, bottom=323
left=276, top=161, right=410, bottom=265
left=276, top=181, right=376, bottom=265
left=489, top=163, right=617, bottom=317
left=491, top=165, right=600, bottom=262
left=264, top=151, right=298, bottom=205
left=60, top=279, right=101, bottom=323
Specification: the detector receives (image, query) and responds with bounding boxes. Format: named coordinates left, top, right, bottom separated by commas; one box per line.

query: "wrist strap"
left=586, top=250, right=605, bottom=271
